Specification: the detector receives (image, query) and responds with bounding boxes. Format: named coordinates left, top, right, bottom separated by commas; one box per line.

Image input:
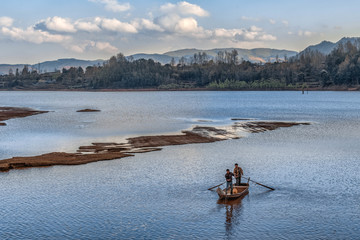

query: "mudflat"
left=0, top=121, right=309, bottom=172
left=0, top=107, right=48, bottom=126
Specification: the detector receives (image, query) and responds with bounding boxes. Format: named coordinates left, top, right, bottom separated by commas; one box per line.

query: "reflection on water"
left=0, top=91, right=360, bottom=239
left=218, top=196, right=246, bottom=238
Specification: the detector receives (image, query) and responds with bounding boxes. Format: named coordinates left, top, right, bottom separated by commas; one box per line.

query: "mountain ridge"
left=300, top=37, right=360, bottom=55
left=0, top=58, right=104, bottom=75
left=1, top=37, right=360, bottom=75
left=130, top=47, right=298, bottom=65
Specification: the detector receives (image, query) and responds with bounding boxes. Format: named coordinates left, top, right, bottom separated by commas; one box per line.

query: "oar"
left=208, top=181, right=226, bottom=191
left=242, top=176, right=275, bottom=191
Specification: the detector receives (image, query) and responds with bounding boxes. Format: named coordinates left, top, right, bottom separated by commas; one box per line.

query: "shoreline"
left=0, top=86, right=359, bottom=92
left=0, top=121, right=310, bottom=172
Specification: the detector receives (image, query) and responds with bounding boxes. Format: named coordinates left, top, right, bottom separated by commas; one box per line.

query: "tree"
left=21, top=65, right=29, bottom=76
left=170, top=57, right=176, bottom=66
left=230, top=49, right=239, bottom=64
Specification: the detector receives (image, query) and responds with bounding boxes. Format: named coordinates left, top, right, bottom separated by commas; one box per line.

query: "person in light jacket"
left=233, top=163, right=243, bottom=186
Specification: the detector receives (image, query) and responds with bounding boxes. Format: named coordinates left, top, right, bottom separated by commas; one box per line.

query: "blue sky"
left=1, top=0, right=359, bottom=63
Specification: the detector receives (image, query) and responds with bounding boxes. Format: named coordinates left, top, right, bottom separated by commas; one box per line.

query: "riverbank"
left=0, top=86, right=359, bottom=92
left=0, top=121, right=309, bottom=172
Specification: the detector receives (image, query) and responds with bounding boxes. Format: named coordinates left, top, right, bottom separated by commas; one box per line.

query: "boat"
left=216, top=183, right=249, bottom=200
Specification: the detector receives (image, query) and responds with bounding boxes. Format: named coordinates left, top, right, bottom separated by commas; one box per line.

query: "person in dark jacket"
left=225, top=169, right=234, bottom=194
left=233, top=163, right=244, bottom=186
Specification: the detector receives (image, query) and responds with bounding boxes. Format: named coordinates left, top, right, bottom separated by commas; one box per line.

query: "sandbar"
left=0, top=107, right=48, bottom=126
left=0, top=121, right=310, bottom=172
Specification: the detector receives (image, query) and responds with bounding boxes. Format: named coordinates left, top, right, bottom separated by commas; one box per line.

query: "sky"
left=1, top=0, right=360, bottom=64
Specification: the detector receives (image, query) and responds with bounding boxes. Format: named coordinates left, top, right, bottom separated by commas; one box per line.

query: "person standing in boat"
left=233, top=163, right=244, bottom=186
left=225, top=169, right=234, bottom=194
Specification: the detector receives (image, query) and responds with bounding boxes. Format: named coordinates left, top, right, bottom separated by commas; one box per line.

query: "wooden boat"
left=216, top=183, right=249, bottom=200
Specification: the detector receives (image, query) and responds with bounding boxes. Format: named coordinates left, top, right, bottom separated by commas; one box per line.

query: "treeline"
left=1, top=41, right=360, bottom=90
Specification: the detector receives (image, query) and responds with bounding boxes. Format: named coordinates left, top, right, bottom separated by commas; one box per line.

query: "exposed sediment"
left=235, top=121, right=311, bottom=133
left=0, top=121, right=310, bottom=172
left=0, top=107, right=48, bottom=126
left=0, top=152, right=133, bottom=172
left=77, top=109, right=101, bottom=112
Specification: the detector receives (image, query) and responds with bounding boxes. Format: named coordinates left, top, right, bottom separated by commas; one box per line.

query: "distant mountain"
left=0, top=58, right=104, bottom=75
left=125, top=48, right=297, bottom=65
left=301, top=41, right=336, bottom=55
left=0, top=64, right=26, bottom=75
left=163, top=48, right=298, bottom=63
left=2, top=38, right=360, bottom=75
left=300, top=37, right=360, bottom=55
left=127, top=54, right=174, bottom=64
left=38, top=58, right=103, bottom=72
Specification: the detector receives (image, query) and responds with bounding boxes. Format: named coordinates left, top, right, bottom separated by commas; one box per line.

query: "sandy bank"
left=0, top=121, right=310, bottom=172
left=0, top=107, right=48, bottom=126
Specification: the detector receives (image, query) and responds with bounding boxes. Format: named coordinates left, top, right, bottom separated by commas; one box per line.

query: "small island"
left=76, top=109, right=101, bottom=112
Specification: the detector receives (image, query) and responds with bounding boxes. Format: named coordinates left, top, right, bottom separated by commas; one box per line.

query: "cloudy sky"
left=1, top=0, right=359, bottom=63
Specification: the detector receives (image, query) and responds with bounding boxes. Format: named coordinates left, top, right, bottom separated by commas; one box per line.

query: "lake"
left=0, top=91, right=359, bottom=239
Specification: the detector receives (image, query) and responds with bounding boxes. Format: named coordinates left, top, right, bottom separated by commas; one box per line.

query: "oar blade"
left=208, top=181, right=226, bottom=190
left=242, top=176, right=275, bottom=191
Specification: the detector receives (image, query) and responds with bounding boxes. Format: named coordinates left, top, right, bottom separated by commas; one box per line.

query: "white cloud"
left=65, top=40, right=118, bottom=53
left=269, top=19, right=276, bottom=24
left=298, top=30, right=314, bottom=37
left=304, top=31, right=313, bottom=37
left=214, top=26, right=276, bottom=42
left=68, top=44, right=86, bottom=53
left=250, top=26, right=262, bottom=32
left=89, top=0, right=130, bottom=12
left=75, top=20, right=101, bottom=32
left=0, top=17, right=14, bottom=27
left=214, top=28, right=241, bottom=38
left=44, top=16, right=76, bottom=33
left=243, top=31, right=258, bottom=40
left=1, top=26, right=70, bottom=44
left=132, top=19, right=164, bottom=32
left=95, top=41, right=118, bottom=53
left=0, top=1, right=279, bottom=57
left=259, top=34, right=277, bottom=41
left=97, top=17, right=137, bottom=33
left=154, top=14, right=181, bottom=32
left=174, top=17, right=199, bottom=33
left=153, top=14, right=211, bottom=38
left=298, top=30, right=313, bottom=37
left=160, top=1, right=209, bottom=17
left=282, top=20, right=289, bottom=26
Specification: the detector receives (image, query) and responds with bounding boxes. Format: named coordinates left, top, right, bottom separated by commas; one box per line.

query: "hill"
left=37, top=58, right=103, bottom=73
left=300, top=37, right=360, bottom=55
left=0, top=59, right=103, bottom=75
left=163, top=48, right=297, bottom=63
left=1, top=37, right=360, bottom=75
left=127, top=54, right=174, bottom=64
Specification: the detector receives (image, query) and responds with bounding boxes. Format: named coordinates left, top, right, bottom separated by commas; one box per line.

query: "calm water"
left=0, top=91, right=359, bottom=239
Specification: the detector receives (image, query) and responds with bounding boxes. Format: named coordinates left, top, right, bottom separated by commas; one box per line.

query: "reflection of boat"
left=216, top=183, right=249, bottom=201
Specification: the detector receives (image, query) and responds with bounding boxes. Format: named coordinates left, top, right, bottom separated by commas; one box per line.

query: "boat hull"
left=216, top=184, right=249, bottom=200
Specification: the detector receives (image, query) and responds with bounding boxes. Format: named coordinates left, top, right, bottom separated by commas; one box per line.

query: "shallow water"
left=0, top=91, right=359, bottom=239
